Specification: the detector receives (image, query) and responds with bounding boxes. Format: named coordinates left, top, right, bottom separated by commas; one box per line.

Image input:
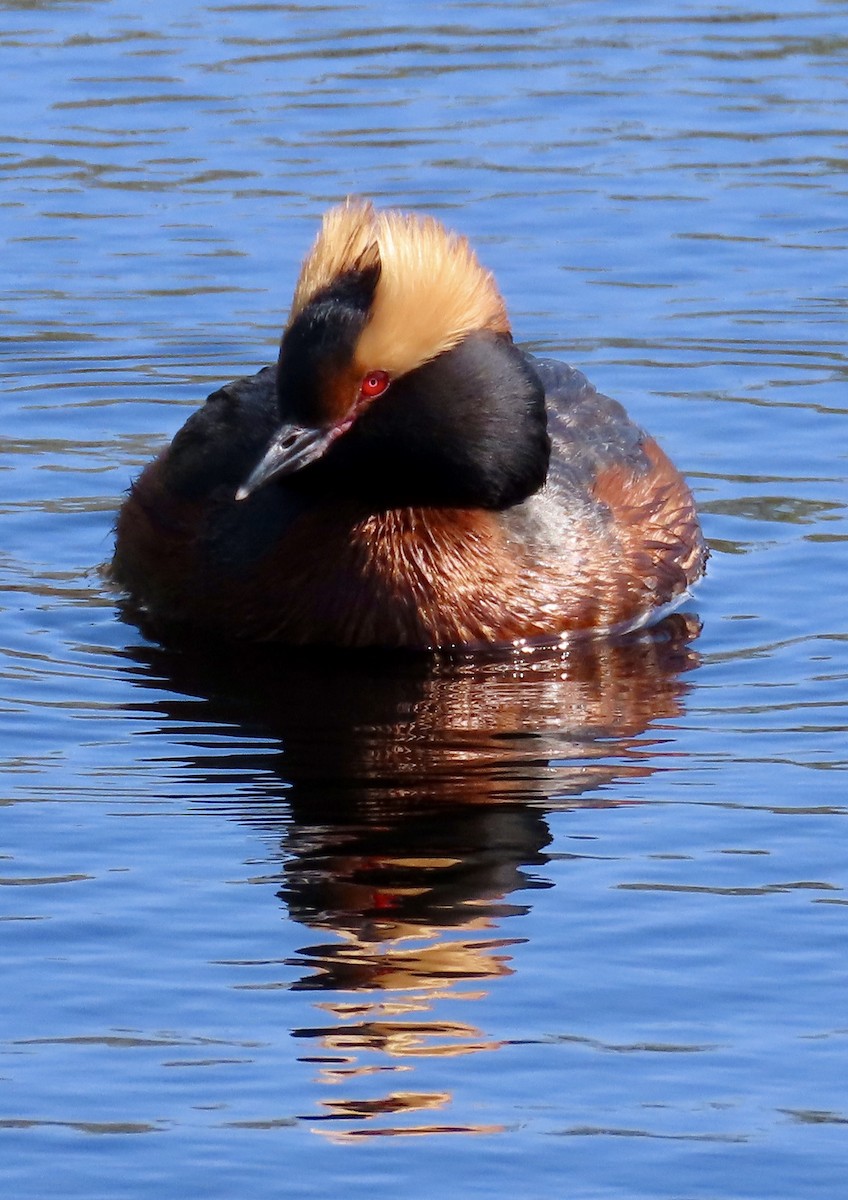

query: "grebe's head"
left=238, top=200, right=549, bottom=510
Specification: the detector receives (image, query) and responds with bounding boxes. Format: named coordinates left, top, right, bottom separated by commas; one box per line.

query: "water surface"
left=1, top=2, right=847, bottom=1198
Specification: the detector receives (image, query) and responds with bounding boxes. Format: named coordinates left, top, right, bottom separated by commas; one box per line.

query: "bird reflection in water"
left=124, top=611, right=700, bottom=1138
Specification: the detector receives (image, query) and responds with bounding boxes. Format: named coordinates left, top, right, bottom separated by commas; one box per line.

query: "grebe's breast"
left=113, top=356, right=704, bottom=649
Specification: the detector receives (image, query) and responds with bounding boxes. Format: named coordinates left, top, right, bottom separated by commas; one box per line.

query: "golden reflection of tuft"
left=311, top=1092, right=506, bottom=1143
left=300, top=1017, right=500, bottom=1060
left=320, top=1090, right=450, bottom=1118
left=318, top=993, right=486, bottom=1019
left=318, top=1123, right=506, bottom=1142
left=316, top=1062, right=412, bottom=1084
left=299, top=928, right=518, bottom=992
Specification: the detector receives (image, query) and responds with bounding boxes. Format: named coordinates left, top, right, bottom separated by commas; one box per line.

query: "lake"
left=1, top=1, right=846, bottom=1197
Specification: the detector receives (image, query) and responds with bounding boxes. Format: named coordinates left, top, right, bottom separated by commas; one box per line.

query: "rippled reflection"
left=124, top=613, right=700, bottom=1135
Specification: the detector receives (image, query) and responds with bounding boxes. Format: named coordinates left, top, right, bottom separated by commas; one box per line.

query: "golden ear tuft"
left=287, top=200, right=511, bottom=377
left=357, top=210, right=511, bottom=377
left=289, top=199, right=381, bottom=321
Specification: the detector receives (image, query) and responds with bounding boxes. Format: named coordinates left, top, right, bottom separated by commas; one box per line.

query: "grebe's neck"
left=284, top=333, right=550, bottom=512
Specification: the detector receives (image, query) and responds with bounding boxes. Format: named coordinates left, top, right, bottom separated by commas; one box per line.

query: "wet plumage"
left=112, top=201, right=706, bottom=649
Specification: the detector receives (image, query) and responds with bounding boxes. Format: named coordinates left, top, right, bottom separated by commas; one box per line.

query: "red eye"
left=360, top=369, right=390, bottom=399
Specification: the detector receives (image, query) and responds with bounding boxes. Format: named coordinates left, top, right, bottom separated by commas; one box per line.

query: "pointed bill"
left=235, top=423, right=337, bottom=501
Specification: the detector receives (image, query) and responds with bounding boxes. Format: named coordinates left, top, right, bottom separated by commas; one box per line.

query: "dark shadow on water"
left=121, top=612, right=701, bottom=1135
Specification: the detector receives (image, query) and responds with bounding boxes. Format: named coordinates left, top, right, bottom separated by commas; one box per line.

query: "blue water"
left=1, top=1, right=846, bottom=1197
